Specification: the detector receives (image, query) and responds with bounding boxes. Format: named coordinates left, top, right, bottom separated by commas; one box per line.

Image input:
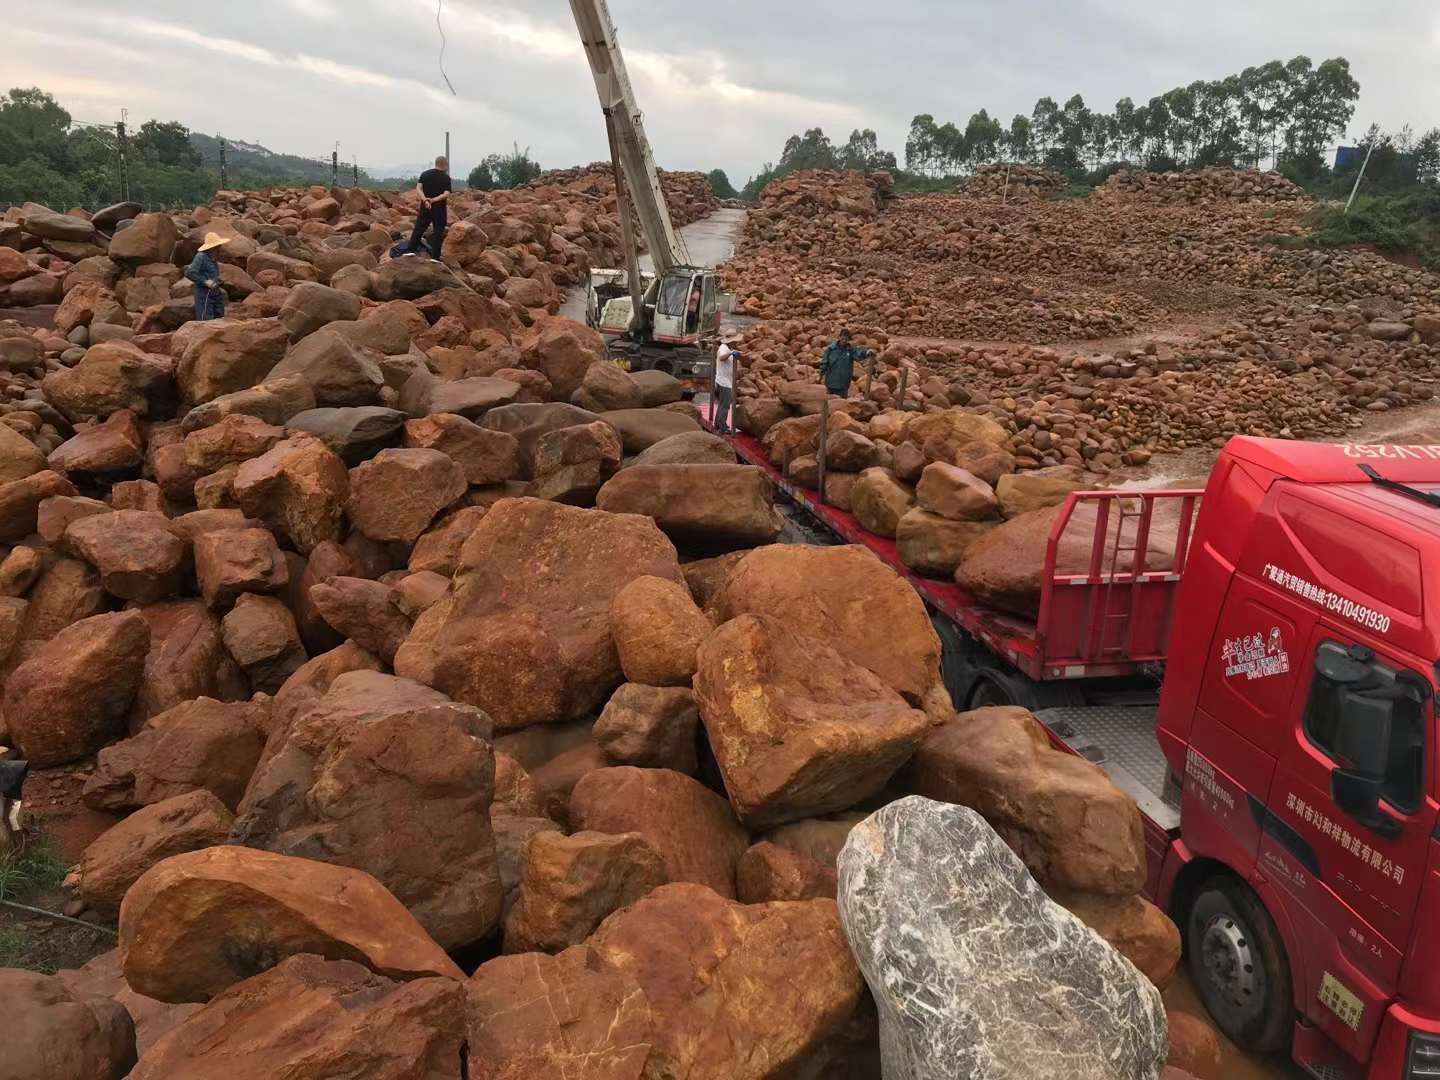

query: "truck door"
left=1266, top=627, right=1434, bottom=1056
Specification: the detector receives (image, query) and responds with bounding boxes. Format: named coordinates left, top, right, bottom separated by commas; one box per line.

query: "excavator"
left=568, top=0, right=724, bottom=379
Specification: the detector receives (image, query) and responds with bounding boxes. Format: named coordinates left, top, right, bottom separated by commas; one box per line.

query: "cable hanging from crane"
left=435, top=0, right=457, bottom=97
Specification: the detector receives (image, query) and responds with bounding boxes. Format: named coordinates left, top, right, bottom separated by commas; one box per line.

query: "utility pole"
left=445, top=130, right=451, bottom=164
left=1344, top=139, right=1377, bottom=215
left=218, top=137, right=228, bottom=188
left=352, top=156, right=359, bottom=186
left=116, top=112, right=130, bottom=202
left=331, top=148, right=339, bottom=187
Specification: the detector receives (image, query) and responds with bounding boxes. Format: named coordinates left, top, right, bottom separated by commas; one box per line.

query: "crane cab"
left=586, top=266, right=722, bottom=379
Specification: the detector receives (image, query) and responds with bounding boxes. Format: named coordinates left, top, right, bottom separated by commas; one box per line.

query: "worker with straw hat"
left=184, top=232, right=230, bottom=321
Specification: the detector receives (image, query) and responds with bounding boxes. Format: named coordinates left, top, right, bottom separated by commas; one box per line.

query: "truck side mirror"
left=1331, top=689, right=1402, bottom=838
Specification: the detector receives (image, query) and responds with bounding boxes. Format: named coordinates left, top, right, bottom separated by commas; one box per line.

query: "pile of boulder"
left=525, top=163, right=720, bottom=230
left=719, top=166, right=1440, bottom=464
left=1100, top=166, right=1306, bottom=202
left=962, top=163, right=1064, bottom=198
left=0, top=204, right=1210, bottom=1072
left=0, top=162, right=717, bottom=313
left=1, top=496, right=1208, bottom=1077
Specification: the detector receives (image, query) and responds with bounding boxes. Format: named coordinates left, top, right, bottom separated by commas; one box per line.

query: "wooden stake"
left=897, top=365, right=910, bottom=411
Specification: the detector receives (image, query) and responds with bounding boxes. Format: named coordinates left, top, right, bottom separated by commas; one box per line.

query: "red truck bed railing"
left=712, top=424, right=1202, bottom=682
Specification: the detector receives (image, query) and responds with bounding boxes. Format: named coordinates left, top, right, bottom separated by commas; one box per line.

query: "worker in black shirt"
left=407, top=156, right=453, bottom=258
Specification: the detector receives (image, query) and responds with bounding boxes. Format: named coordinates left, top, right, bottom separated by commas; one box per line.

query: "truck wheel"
left=1186, top=879, right=1294, bottom=1054
left=968, top=672, right=1023, bottom=708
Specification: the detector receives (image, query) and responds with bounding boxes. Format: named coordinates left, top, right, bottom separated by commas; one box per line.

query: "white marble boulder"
left=837, top=796, right=1167, bottom=1080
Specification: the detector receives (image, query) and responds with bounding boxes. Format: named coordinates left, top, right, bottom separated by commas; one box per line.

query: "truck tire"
left=1185, top=878, right=1294, bottom=1054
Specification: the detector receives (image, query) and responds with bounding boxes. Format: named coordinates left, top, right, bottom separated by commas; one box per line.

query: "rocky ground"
left=716, top=167, right=1440, bottom=587
left=0, top=166, right=1362, bottom=1078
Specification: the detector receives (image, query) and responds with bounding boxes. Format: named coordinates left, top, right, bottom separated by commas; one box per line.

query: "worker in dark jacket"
left=407, top=156, right=453, bottom=258
left=819, top=329, right=871, bottom=397
left=183, top=232, right=229, bottom=321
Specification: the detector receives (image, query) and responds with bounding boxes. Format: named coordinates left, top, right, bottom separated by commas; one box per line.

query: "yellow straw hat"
left=198, top=232, right=228, bottom=252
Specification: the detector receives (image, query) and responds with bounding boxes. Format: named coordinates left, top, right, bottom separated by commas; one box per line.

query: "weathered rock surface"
left=118, top=845, right=464, bottom=1003
left=594, top=683, right=700, bottom=773
left=404, top=412, right=519, bottom=485
left=589, top=882, right=863, bottom=1080
left=569, top=766, right=749, bottom=898
left=127, top=954, right=466, bottom=1080
left=736, top=840, right=838, bottom=903
left=1059, top=890, right=1182, bottom=990
left=221, top=593, right=307, bottom=694
left=906, top=706, right=1147, bottom=895
left=837, top=797, right=1167, bottom=1080
left=2, top=968, right=136, bottom=1080
left=897, top=508, right=994, bottom=577
left=193, top=527, right=288, bottom=609
left=710, top=544, right=942, bottom=703
left=851, top=468, right=915, bottom=538
left=3, top=609, right=150, bottom=767
left=69, top=789, right=235, bottom=914
left=346, top=447, right=467, bottom=542
left=233, top=434, right=349, bottom=554
left=231, top=670, right=502, bottom=949
left=309, top=576, right=412, bottom=663
left=466, top=946, right=654, bottom=1080
left=432, top=498, right=684, bottom=730
left=504, top=829, right=668, bottom=953
left=609, top=574, right=710, bottom=687
left=65, top=509, right=187, bottom=603
left=695, top=614, right=928, bottom=827
left=596, top=464, right=783, bottom=547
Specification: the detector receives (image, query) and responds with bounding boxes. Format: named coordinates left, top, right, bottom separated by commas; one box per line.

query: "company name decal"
left=1263, top=564, right=1391, bottom=634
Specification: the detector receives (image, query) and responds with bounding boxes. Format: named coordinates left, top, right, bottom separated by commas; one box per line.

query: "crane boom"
left=568, top=0, right=689, bottom=274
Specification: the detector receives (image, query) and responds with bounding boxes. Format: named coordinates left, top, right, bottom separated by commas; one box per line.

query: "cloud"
left=7, top=0, right=1436, bottom=182
left=116, top=16, right=282, bottom=67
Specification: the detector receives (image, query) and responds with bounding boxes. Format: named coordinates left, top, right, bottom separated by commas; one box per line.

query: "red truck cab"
left=1155, top=436, right=1440, bottom=1079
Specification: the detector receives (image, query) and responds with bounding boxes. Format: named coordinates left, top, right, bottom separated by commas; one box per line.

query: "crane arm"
left=569, top=0, right=689, bottom=274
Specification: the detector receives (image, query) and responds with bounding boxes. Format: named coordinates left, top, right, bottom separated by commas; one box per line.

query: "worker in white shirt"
left=713, top=342, right=738, bottom=434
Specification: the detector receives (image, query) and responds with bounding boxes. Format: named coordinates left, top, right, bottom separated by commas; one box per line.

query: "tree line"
left=903, top=56, right=1376, bottom=177
left=741, top=56, right=1440, bottom=197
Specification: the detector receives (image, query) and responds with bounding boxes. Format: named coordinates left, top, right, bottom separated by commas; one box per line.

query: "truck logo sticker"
left=1284, top=792, right=1405, bottom=884
left=1221, top=628, right=1291, bottom=680
left=1184, top=749, right=1236, bottom=811
left=1262, top=564, right=1392, bottom=634
left=1318, top=971, right=1365, bottom=1031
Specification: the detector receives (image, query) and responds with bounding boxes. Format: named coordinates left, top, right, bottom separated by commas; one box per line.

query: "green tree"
left=1005, top=115, right=1033, bottom=163
left=1285, top=56, right=1359, bottom=170
left=779, top=128, right=840, bottom=172
left=135, top=120, right=201, bottom=167
left=0, top=87, right=72, bottom=169
left=962, top=110, right=1004, bottom=168
left=706, top=168, right=738, bottom=199
left=838, top=128, right=897, bottom=172
left=467, top=144, right=541, bottom=191
left=1031, top=97, right=1062, bottom=164
left=905, top=114, right=939, bottom=176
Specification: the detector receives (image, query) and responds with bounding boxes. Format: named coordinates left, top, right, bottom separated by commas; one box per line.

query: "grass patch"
left=0, top=839, right=68, bottom=906
left=1293, top=191, right=1440, bottom=269
left=0, top=837, right=108, bottom=974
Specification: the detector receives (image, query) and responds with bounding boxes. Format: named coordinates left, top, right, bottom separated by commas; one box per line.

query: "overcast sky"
left=9, top=0, right=1439, bottom=181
